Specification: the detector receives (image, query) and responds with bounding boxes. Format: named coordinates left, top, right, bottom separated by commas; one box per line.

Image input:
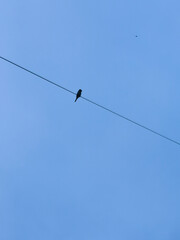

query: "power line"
left=0, top=56, right=76, bottom=96
left=81, top=96, right=180, bottom=146
left=0, top=55, right=180, bottom=146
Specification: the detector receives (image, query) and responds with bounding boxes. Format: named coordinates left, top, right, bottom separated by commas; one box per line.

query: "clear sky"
left=1, top=0, right=180, bottom=239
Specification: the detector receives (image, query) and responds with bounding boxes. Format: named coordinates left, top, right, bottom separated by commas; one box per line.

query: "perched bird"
left=74, top=89, right=82, bottom=102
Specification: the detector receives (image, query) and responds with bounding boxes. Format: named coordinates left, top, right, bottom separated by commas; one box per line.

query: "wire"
left=0, top=56, right=76, bottom=96
left=1, top=55, right=180, bottom=146
left=81, top=96, right=180, bottom=146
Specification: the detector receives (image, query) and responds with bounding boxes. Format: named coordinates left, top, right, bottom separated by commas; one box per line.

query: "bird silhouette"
left=75, top=89, right=82, bottom=102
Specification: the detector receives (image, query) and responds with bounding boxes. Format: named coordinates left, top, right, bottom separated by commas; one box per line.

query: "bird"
left=74, top=89, right=82, bottom=102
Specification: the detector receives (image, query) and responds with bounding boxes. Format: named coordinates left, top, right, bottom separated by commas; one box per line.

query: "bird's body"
left=75, top=89, right=82, bottom=102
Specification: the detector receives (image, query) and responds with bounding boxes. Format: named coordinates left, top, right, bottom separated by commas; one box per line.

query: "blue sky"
left=1, top=0, right=180, bottom=239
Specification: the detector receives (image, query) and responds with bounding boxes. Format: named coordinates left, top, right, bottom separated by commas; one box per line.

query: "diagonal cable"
left=0, top=55, right=180, bottom=146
